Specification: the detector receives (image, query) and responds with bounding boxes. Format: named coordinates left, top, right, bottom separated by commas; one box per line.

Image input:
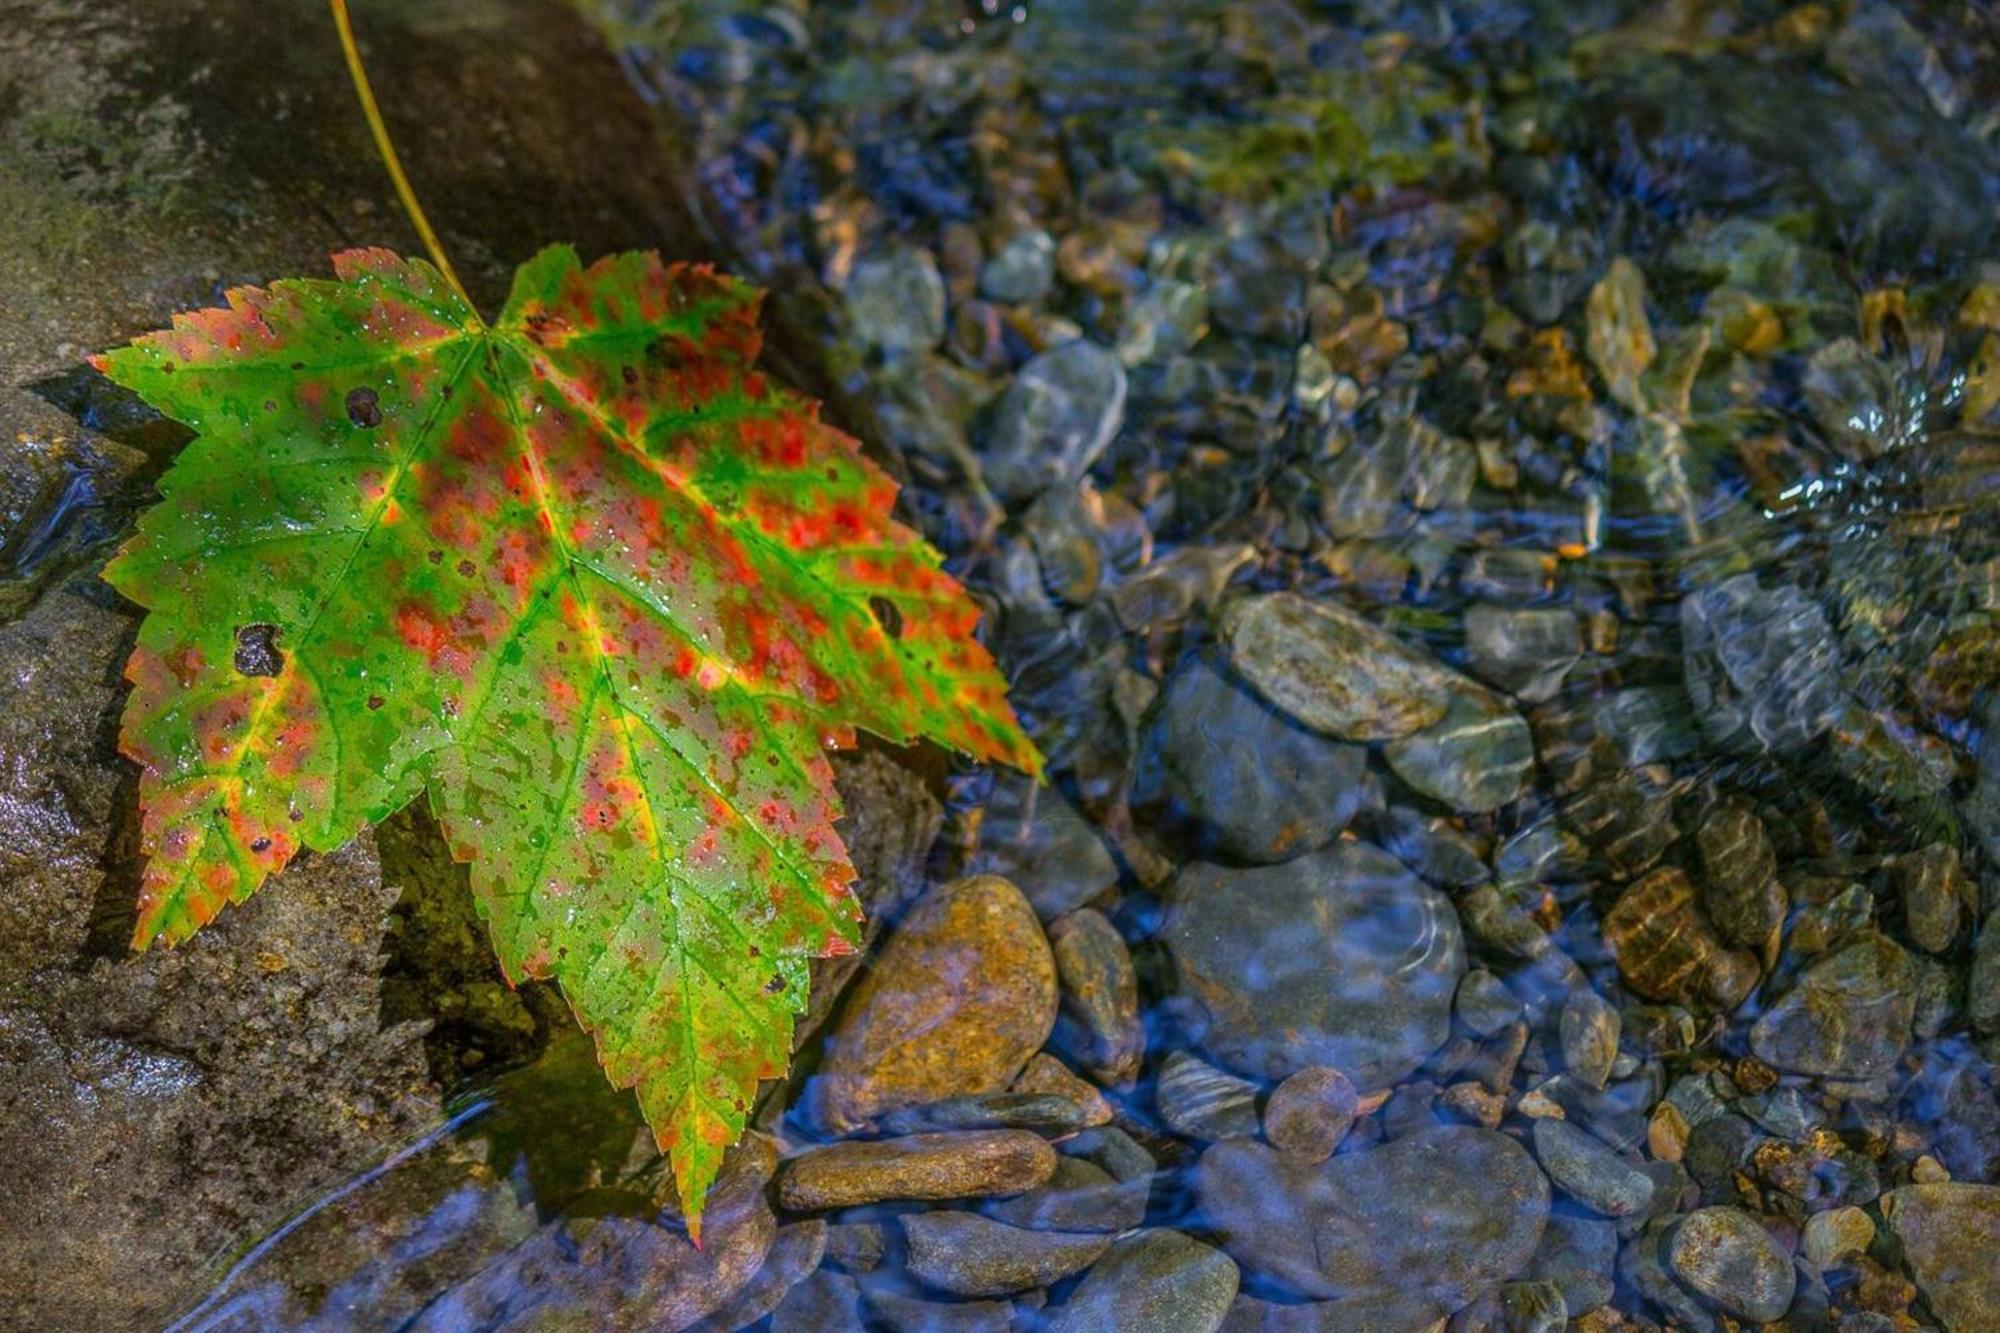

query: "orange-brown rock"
left=1603, top=868, right=1758, bottom=1010
left=809, top=876, right=1057, bottom=1132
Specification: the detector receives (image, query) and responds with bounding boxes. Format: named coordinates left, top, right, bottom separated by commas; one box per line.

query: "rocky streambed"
left=7, top=1, right=2000, bottom=1331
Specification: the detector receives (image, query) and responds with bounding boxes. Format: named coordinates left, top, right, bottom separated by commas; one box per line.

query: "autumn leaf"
left=92, top=245, right=1040, bottom=1235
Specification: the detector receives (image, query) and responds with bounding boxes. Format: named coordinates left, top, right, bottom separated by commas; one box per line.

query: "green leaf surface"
left=93, top=245, right=1040, bottom=1234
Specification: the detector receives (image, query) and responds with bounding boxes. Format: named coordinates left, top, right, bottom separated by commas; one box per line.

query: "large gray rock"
left=1880, top=1183, right=2000, bottom=1332
left=1749, top=935, right=1915, bottom=1080
left=1163, top=843, right=1464, bottom=1088
left=1196, top=1128, right=1550, bottom=1315
left=0, top=589, right=442, bottom=1333
left=901, top=1211, right=1111, bottom=1297
left=982, top=340, right=1127, bottom=501
left=1048, top=1229, right=1240, bottom=1333
left=1135, top=653, right=1368, bottom=863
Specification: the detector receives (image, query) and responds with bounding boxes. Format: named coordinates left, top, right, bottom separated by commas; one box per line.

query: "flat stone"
left=901, top=1211, right=1111, bottom=1297
left=1158, top=1051, right=1263, bottom=1141
left=847, top=246, right=947, bottom=351
left=1196, top=1127, right=1549, bottom=1308
left=1749, top=935, right=1915, bottom=1080
left=810, top=875, right=1056, bottom=1132
left=1011, top=1052, right=1113, bottom=1127
left=1164, top=843, right=1464, bottom=1088
left=1065, top=1125, right=1158, bottom=1185
left=1880, top=1183, right=2000, bottom=1332
left=1892, top=844, right=1968, bottom=955
left=961, top=779, right=1118, bottom=922
left=1383, top=690, right=1535, bottom=814
left=1801, top=1205, right=1874, bottom=1270
left=981, top=229, right=1057, bottom=305
left=1666, top=1206, right=1795, bottom=1324
left=1456, top=970, right=1524, bottom=1039
left=777, top=1131, right=1057, bottom=1211
left=824, top=1221, right=885, bottom=1272
left=1048, top=1229, right=1240, bottom=1333
left=1220, top=592, right=1456, bottom=742
left=1532, top=1119, right=1655, bottom=1218
left=878, top=1092, right=1088, bottom=1137
left=981, top=1156, right=1149, bottom=1233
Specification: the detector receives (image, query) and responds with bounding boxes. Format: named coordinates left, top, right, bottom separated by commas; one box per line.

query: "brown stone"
left=1049, top=908, right=1143, bottom=1084
left=776, top=1130, right=1057, bottom=1212
left=810, top=875, right=1057, bottom=1132
left=1603, top=868, right=1759, bottom=1010
left=1263, top=1066, right=1359, bottom=1161
left=1012, top=1053, right=1113, bottom=1128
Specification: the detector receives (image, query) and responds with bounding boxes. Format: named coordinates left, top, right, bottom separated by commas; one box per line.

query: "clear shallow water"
left=17, top=0, right=2000, bottom=1330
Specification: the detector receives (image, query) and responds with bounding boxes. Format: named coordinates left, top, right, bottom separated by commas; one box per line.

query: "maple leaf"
left=92, top=245, right=1040, bottom=1235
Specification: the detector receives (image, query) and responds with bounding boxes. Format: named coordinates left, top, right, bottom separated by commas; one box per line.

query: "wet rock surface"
left=1881, top=1183, right=2000, bottom=1332
left=1197, top=1127, right=1550, bottom=1316
left=16, top=0, right=2000, bottom=1326
left=1136, top=652, right=1369, bottom=862
left=1220, top=592, right=1455, bottom=742
left=1750, top=935, right=1917, bottom=1080
left=808, top=875, right=1057, bottom=1132
left=777, top=1130, right=1057, bottom=1211
left=1665, top=1205, right=1796, bottom=1325
left=1164, top=842, right=1464, bottom=1088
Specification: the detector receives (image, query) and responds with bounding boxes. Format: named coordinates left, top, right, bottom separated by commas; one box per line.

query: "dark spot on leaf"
left=457, top=559, right=476, bottom=578
left=233, top=623, right=283, bottom=676
left=290, top=361, right=305, bottom=371
left=621, top=365, right=638, bottom=385
left=428, top=549, right=444, bottom=564
left=868, top=595, right=903, bottom=639
left=345, top=386, right=382, bottom=428
left=367, top=695, right=384, bottom=710
left=441, top=385, right=453, bottom=400
left=288, top=806, right=304, bottom=823
left=746, top=945, right=761, bottom=958
left=263, top=399, right=277, bottom=413
left=762, top=973, right=785, bottom=994
left=250, top=837, right=271, bottom=853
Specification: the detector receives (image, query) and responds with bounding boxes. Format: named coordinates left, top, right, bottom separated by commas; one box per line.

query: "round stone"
left=1666, top=1206, right=1796, bottom=1324
left=1163, top=842, right=1465, bottom=1089
left=1263, top=1066, right=1359, bottom=1161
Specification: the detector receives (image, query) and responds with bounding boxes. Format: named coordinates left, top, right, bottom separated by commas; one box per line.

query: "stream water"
left=7, top=0, right=2000, bottom=1330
